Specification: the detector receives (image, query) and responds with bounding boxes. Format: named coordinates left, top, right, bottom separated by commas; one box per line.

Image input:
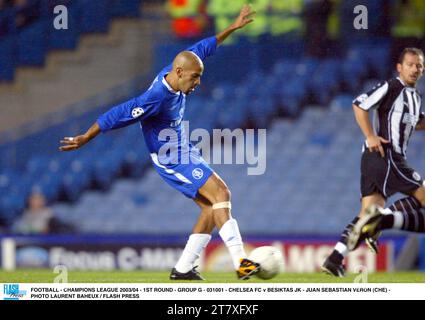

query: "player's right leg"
left=322, top=193, right=385, bottom=277
left=348, top=158, right=425, bottom=251
left=197, top=172, right=260, bottom=280
left=347, top=188, right=425, bottom=252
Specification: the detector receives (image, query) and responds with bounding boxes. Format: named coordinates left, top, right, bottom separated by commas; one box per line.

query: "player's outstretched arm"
left=59, top=122, right=101, bottom=152
left=216, top=4, right=255, bottom=45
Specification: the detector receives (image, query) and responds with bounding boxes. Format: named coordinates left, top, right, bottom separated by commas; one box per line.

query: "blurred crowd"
left=1, top=0, right=425, bottom=42
left=0, top=0, right=40, bottom=37
left=11, top=189, right=75, bottom=234
left=0, top=0, right=71, bottom=37
left=167, top=0, right=425, bottom=40
left=0, top=0, right=27, bottom=10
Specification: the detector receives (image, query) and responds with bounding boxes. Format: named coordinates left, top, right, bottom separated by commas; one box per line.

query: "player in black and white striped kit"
left=322, top=48, right=425, bottom=277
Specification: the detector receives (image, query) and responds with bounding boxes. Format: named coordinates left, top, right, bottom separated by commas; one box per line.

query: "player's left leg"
left=348, top=163, right=425, bottom=251
left=351, top=187, right=425, bottom=244
left=197, top=172, right=259, bottom=280
left=170, top=196, right=214, bottom=281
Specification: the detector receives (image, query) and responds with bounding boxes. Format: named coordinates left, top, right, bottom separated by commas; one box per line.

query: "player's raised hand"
left=59, top=123, right=101, bottom=151
left=366, top=135, right=390, bottom=158
left=59, top=135, right=89, bottom=151
left=232, top=4, right=256, bottom=29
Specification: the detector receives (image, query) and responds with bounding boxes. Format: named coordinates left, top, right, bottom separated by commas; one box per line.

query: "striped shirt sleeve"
left=353, top=81, right=389, bottom=111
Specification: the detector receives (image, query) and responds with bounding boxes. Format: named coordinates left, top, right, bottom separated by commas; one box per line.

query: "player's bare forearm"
left=353, top=104, right=389, bottom=157
left=59, top=122, right=101, bottom=151
left=216, top=25, right=239, bottom=46
left=415, top=118, right=425, bottom=130
left=353, top=104, right=374, bottom=139
left=216, top=4, right=255, bottom=45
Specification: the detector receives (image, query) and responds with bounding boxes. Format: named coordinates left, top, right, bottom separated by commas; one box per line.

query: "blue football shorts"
left=150, top=149, right=213, bottom=199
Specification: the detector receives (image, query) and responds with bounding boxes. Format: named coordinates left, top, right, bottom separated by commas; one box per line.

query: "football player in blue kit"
left=59, top=5, right=259, bottom=280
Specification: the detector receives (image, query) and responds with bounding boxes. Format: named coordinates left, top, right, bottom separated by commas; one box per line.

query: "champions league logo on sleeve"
left=3, top=284, right=27, bottom=300
left=132, top=108, right=145, bottom=118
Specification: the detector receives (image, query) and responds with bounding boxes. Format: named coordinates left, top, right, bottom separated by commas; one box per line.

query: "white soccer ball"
left=248, top=246, right=283, bottom=280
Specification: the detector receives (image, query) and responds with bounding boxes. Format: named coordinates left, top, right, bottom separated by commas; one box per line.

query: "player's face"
left=179, top=65, right=203, bottom=95
left=397, top=53, right=424, bottom=86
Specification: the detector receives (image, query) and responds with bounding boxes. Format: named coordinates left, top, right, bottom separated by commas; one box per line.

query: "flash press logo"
left=3, top=284, right=27, bottom=300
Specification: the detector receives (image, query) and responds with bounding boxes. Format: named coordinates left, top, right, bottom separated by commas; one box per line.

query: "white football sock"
left=335, top=242, right=349, bottom=257
left=381, top=208, right=393, bottom=215
left=219, top=218, right=247, bottom=270
left=392, top=211, right=404, bottom=229
left=175, top=233, right=211, bottom=273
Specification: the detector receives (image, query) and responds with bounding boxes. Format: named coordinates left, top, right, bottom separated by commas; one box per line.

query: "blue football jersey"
left=97, top=36, right=218, bottom=163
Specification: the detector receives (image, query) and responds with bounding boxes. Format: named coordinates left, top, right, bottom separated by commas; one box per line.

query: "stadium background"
left=0, top=0, right=425, bottom=278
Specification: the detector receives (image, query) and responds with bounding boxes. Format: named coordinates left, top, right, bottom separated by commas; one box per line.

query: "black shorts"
left=361, top=148, right=423, bottom=198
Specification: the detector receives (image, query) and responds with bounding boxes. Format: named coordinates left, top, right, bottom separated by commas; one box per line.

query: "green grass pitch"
left=1, top=270, right=425, bottom=283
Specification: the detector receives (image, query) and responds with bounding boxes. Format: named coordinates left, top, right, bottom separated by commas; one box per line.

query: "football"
left=248, top=246, right=283, bottom=280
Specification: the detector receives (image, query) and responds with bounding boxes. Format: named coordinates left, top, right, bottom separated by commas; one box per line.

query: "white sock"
left=392, top=211, right=404, bottom=229
left=381, top=208, right=393, bottom=215
left=219, top=218, right=247, bottom=270
left=175, top=233, right=211, bottom=273
left=335, top=242, right=349, bottom=257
